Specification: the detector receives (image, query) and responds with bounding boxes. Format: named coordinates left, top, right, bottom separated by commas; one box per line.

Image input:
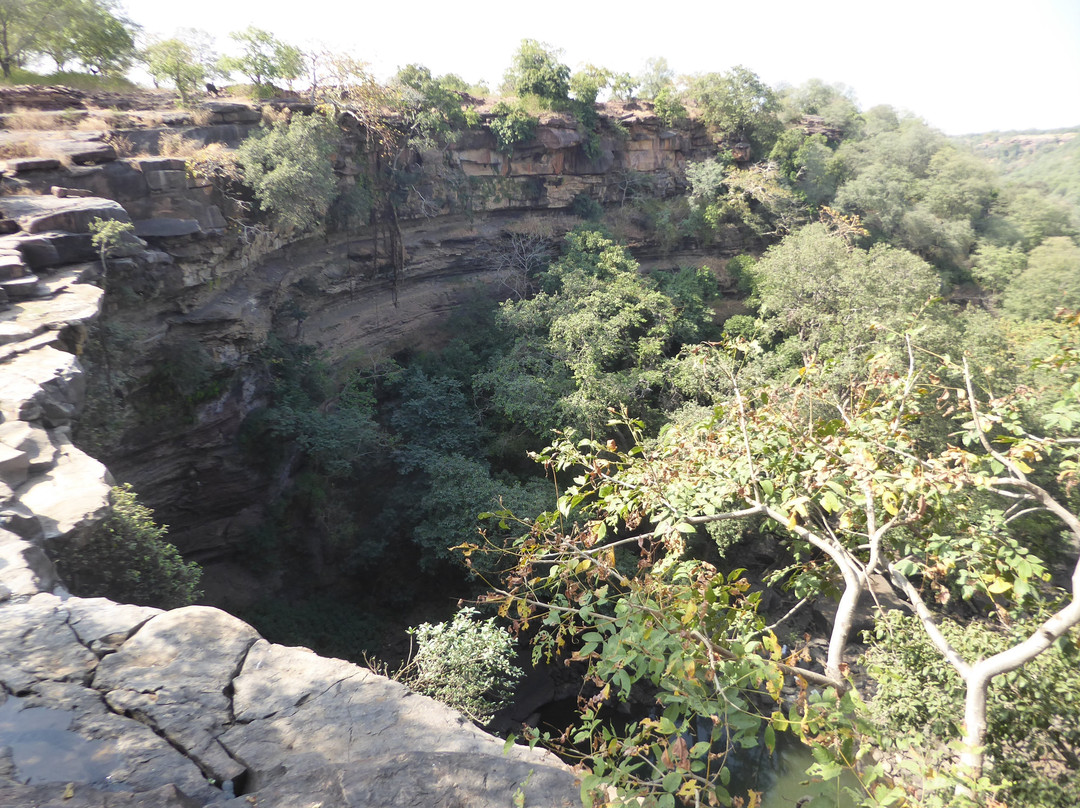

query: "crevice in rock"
left=97, top=693, right=249, bottom=792
left=221, top=635, right=258, bottom=725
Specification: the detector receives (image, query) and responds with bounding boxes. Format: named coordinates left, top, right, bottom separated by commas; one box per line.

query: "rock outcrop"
left=0, top=92, right=747, bottom=806
left=0, top=191, right=581, bottom=807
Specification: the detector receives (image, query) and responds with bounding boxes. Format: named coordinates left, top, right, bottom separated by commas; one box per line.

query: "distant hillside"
left=956, top=127, right=1080, bottom=213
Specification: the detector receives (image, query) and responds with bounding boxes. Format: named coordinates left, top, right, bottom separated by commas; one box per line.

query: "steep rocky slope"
left=0, top=189, right=579, bottom=808
left=0, top=88, right=742, bottom=805
left=3, top=90, right=737, bottom=565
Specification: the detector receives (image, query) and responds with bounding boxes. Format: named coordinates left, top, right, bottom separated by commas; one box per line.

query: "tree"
left=636, top=56, right=675, bottom=101
left=479, top=229, right=711, bottom=435
left=221, top=26, right=303, bottom=94
left=502, top=39, right=570, bottom=103
left=391, top=63, right=477, bottom=153
left=39, top=0, right=135, bottom=75
left=0, top=0, right=70, bottom=76
left=485, top=325, right=1080, bottom=805
left=1003, top=236, right=1080, bottom=320
left=748, top=223, right=944, bottom=378
left=236, top=112, right=339, bottom=232
left=142, top=29, right=217, bottom=104
left=686, top=65, right=781, bottom=154
left=570, top=64, right=611, bottom=106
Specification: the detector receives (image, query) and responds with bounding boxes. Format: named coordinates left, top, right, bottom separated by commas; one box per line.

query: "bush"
left=236, top=112, right=339, bottom=232
left=404, top=607, right=523, bottom=724
left=571, top=192, right=603, bottom=220
left=488, top=101, right=536, bottom=156
left=56, top=484, right=202, bottom=609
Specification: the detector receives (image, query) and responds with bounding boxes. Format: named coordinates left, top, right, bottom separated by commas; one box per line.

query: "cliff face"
left=3, top=96, right=736, bottom=564
left=0, top=92, right=737, bottom=806
left=0, top=191, right=579, bottom=808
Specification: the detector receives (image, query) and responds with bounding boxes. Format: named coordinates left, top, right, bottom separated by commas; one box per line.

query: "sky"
left=117, top=0, right=1080, bottom=136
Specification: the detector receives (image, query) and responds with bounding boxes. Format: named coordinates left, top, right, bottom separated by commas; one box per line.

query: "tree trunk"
left=960, top=670, right=992, bottom=783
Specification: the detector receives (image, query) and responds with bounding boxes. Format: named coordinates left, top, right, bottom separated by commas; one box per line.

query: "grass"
left=0, top=139, right=41, bottom=159
left=0, top=67, right=138, bottom=92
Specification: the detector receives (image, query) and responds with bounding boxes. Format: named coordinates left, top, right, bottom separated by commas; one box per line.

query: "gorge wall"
left=0, top=92, right=738, bottom=805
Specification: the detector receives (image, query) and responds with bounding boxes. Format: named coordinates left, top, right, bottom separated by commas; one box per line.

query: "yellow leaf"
left=1013, top=459, right=1034, bottom=474
left=63, top=784, right=75, bottom=800
left=986, top=577, right=1013, bottom=594
left=882, top=491, right=899, bottom=516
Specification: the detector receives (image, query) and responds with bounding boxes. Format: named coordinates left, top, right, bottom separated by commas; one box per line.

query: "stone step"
left=0, top=442, right=29, bottom=488
left=0, top=251, right=28, bottom=280
left=0, top=274, right=41, bottom=300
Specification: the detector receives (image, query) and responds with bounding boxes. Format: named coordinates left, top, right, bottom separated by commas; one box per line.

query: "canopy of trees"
left=0, top=0, right=135, bottom=76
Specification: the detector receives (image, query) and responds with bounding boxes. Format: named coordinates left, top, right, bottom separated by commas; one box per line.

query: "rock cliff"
left=0, top=190, right=580, bottom=808
left=0, top=91, right=738, bottom=805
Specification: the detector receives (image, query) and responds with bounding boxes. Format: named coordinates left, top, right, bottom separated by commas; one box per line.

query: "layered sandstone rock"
left=0, top=192, right=580, bottom=807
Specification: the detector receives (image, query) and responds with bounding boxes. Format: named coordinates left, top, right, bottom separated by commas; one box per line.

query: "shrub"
left=404, top=607, right=523, bottom=724
left=571, top=192, right=603, bottom=220
left=56, top=484, right=202, bottom=609
left=488, top=101, right=536, bottom=156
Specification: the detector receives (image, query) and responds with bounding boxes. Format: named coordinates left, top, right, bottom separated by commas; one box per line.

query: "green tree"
left=236, top=112, right=339, bottom=232
left=0, top=0, right=72, bottom=76
left=609, top=72, right=637, bottom=102
left=487, top=100, right=537, bottom=156
left=487, top=331, right=1080, bottom=805
left=39, top=0, right=136, bottom=75
left=748, top=223, right=944, bottom=379
left=777, top=78, right=862, bottom=140
left=1003, top=236, right=1080, bottom=320
left=502, top=38, right=570, bottom=103
left=636, top=56, right=675, bottom=100
left=391, top=63, right=476, bottom=152
left=142, top=30, right=216, bottom=104
left=686, top=65, right=781, bottom=154
left=480, top=229, right=712, bottom=434
left=56, top=484, right=202, bottom=609
left=569, top=64, right=611, bottom=105
left=221, top=25, right=303, bottom=94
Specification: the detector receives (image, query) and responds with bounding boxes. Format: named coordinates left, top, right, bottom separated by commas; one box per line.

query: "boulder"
left=0, top=527, right=59, bottom=597
left=134, top=218, right=202, bottom=238
left=0, top=195, right=130, bottom=235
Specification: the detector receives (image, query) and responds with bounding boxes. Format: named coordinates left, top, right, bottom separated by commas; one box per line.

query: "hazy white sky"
left=118, top=0, right=1080, bottom=135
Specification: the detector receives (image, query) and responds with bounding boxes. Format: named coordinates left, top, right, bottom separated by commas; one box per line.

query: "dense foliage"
left=56, top=484, right=202, bottom=609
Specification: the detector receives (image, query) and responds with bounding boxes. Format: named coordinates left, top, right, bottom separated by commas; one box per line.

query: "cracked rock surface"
left=0, top=195, right=581, bottom=807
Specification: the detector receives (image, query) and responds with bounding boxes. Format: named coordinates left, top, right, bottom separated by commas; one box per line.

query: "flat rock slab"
left=15, top=439, right=112, bottom=543
left=134, top=217, right=201, bottom=238
left=2, top=156, right=62, bottom=173
left=0, top=593, right=97, bottom=692
left=94, top=607, right=260, bottom=783
left=0, top=344, right=85, bottom=424
left=221, top=640, right=581, bottom=807
left=0, top=275, right=102, bottom=347
left=44, top=139, right=118, bottom=165
left=0, top=195, right=130, bottom=235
